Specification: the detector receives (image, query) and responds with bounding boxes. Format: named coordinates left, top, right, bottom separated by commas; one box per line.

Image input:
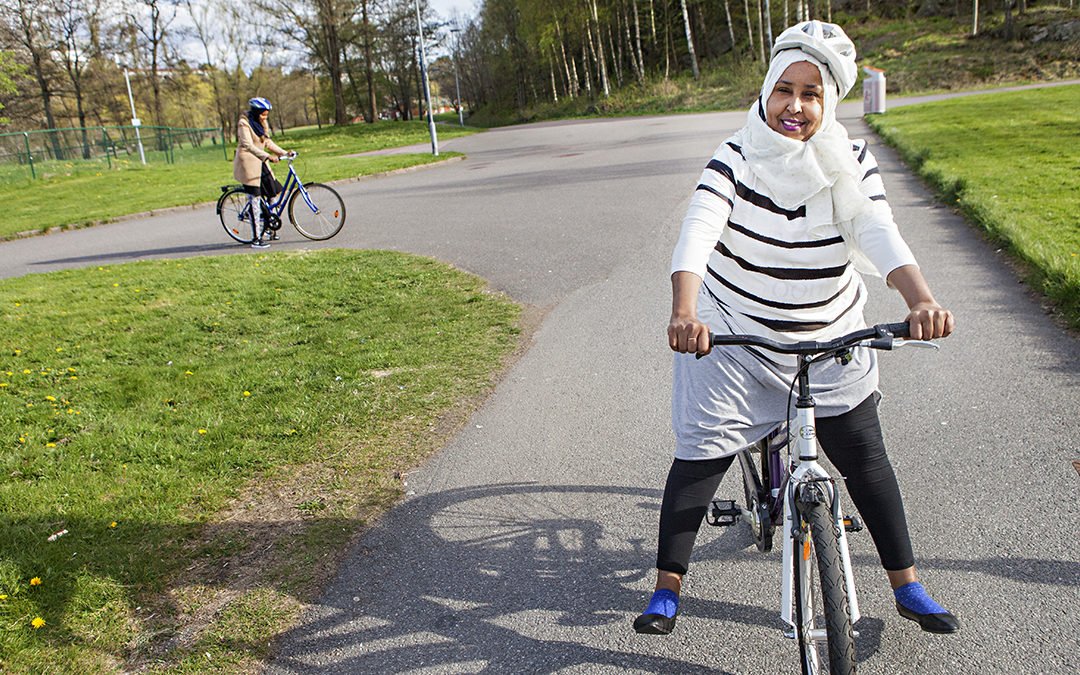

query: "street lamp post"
left=414, top=0, right=438, bottom=156
left=450, top=27, right=464, bottom=127
left=121, top=65, right=147, bottom=165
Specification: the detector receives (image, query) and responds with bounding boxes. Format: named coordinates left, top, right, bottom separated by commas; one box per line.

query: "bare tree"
left=129, top=0, right=180, bottom=128
left=52, top=0, right=101, bottom=157
left=1, top=0, right=65, bottom=157
left=261, top=0, right=356, bottom=124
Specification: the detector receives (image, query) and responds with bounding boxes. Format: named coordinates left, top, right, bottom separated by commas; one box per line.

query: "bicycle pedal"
left=842, top=515, right=864, bottom=532
left=706, top=499, right=740, bottom=527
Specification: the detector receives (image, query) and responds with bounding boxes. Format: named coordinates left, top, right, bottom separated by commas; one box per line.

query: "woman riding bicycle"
left=634, top=21, right=960, bottom=637
left=233, top=96, right=292, bottom=248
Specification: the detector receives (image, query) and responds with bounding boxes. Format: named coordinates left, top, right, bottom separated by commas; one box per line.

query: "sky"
left=429, top=0, right=477, bottom=24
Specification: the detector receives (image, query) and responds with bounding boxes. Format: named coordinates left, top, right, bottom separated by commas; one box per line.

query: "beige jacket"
left=233, top=115, right=286, bottom=186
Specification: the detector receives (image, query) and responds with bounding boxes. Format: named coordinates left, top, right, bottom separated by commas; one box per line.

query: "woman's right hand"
left=668, top=314, right=711, bottom=355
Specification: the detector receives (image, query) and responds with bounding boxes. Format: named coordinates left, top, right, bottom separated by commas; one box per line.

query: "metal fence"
left=0, top=125, right=229, bottom=181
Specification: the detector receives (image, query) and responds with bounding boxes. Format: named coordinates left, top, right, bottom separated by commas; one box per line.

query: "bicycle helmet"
left=248, top=97, right=273, bottom=111
left=771, top=21, right=857, bottom=97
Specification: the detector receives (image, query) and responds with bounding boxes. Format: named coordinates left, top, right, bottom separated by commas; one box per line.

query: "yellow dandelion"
left=31, top=617, right=45, bottom=629
left=13, top=349, right=20, bottom=355
left=243, top=391, right=251, bottom=397
left=0, top=594, right=7, bottom=600
left=69, top=376, right=78, bottom=380
left=66, top=408, right=74, bottom=414
left=55, top=347, right=63, bottom=353
left=67, top=368, right=76, bottom=373
left=198, top=429, right=207, bottom=435
left=14, top=302, right=20, bottom=307
left=0, top=383, right=7, bottom=388
left=18, top=436, right=25, bottom=444
left=185, top=371, right=193, bottom=376
left=113, top=283, right=119, bottom=287
left=46, top=443, right=56, bottom=448
left=29, top=577, right=41, bottom=586
left=22, top=369, right=31, bottom=374
left=109, top=521, right=118, bottom=528
left=45, top=395, right=56, bottom=402
left=5, top=371, right=11, bottom=375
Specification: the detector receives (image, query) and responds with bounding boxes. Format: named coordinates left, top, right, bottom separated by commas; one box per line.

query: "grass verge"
left=0, top=249, right=521, bottom=672
left=866, top=84, right=1080, bottom=329
left=0, top=120, right=475, bottom=240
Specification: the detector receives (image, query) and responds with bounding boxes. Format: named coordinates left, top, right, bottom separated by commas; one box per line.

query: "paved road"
left=2, top=98, right=1078, bottom=674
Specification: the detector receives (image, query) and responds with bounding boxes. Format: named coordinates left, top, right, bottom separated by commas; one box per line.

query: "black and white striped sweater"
left=671, top=138, right=917, bottom=342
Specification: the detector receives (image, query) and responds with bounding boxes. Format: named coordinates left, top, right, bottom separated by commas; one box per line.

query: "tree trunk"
left=625, top=0, right=643, bottom=82
left=312, top=72, right=322, bottom=129
left=649, top=0, right=657, bottom=44
left=664, top=4, right=672, bottom=79
left=362, top=0, right=376, bottom=123
left=555, top=19, right=576, bottom=96
left=744, top=0, right=756, bottom=59
left=763, top=0, right=774, bottom=54
left=609, top=24, right=622, bottom=87
left=581, top=44, right=592, bottom=94
left=679, top=0, right=700, bottom=78
left=550, top=57, right=559, bottom=102
left=633, top=0, right=645, bottom=80
left=570, top=45, right=581, bottom=95
left=590, top=0, right=611, bottom=96
left=755, top=0, right=766, bottom=61
left=724, top=0, right=737, bottom=56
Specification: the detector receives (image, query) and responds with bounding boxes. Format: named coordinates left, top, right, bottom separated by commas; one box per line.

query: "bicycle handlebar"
left=708, top=322, right=911, bottom=356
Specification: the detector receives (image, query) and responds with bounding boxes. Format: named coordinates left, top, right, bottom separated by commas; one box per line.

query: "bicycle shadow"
left=269, top=482, right=775, bottom=674
left=33, top=242, right=240, bottom=266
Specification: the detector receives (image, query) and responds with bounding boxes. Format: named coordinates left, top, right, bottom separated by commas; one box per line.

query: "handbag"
left=260, top=162, right=283, bottom=199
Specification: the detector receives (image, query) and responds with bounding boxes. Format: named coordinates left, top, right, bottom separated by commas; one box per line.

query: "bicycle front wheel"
left=218, top=187, right=257, bottom=244
left=288, top=182, right=346, bottom=240
left=794, top=487, right=856, bottom=675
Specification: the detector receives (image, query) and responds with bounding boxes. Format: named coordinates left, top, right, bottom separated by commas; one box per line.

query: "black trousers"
left=656, top=395, right=915, bottom=575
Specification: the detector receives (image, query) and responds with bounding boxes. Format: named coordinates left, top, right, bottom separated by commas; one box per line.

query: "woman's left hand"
left=904, top=302, right=954, bottom=340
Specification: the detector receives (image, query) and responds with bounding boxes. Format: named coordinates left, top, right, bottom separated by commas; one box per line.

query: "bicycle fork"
left=779, top=403, right=861, bottom=638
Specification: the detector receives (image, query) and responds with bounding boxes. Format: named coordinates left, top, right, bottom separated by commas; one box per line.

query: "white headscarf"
left=732, top=50, right=870, bottom=226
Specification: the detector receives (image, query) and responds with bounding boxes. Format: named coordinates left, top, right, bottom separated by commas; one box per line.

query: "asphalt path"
left=2, top=96, right=1078, bottom=674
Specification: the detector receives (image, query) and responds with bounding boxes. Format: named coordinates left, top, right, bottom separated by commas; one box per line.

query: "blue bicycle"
left=217, top=152, right=346, bottom=245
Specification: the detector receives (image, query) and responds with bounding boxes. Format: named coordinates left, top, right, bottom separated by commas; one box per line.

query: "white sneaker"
left=251, top=241, right=270, bottom=249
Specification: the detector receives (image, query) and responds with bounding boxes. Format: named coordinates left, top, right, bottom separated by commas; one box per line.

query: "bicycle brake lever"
left=892, top=339, right=940, bottom=350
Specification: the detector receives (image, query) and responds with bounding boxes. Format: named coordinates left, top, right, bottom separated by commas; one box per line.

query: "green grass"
left=866, top=85, right=1080, bottom=329
left=0, top=250, right=521, bottom=671
left=0, top=120, right=476, bottom=240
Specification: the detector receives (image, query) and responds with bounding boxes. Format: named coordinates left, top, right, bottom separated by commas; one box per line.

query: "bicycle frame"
left=242, top=158, right=320, bottom=225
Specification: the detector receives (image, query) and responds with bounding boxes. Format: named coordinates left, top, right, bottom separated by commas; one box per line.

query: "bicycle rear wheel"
left=794, top=485, right=856, bottom=675
left=218, top=187, right=257, bottom=244
left=288, top=182, right=345, bottom=240
left=737, top=440, right=775, bottom=552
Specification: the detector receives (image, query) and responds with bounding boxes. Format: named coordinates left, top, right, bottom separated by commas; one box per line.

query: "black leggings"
left=656, top=395, right=915, bottom=575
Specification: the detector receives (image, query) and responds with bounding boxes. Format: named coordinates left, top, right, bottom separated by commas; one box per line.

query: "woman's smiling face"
left=766, top=60, right=824, bottom=142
